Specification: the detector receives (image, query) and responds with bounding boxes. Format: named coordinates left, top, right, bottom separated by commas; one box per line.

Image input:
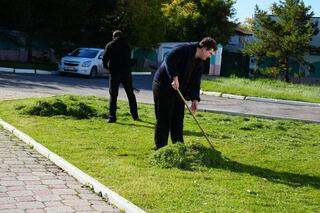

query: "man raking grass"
left=152, top=37, right=217, bottom=150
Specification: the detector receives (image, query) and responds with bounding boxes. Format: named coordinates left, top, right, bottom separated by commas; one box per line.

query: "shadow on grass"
left=183, top=130, right=208, bottom=137
left=214, top=151, right=320, bottom=189
left=155, top=144, right=320, bottom=189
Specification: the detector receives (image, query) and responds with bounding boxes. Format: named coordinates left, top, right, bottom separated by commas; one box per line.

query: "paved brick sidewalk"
left=0, top=128, right=120, bottom=213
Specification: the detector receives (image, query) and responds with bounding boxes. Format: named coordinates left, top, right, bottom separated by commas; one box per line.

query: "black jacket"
left=153, top=43, right=203, bottom=101
left=103, top=37, right=131, bottom=76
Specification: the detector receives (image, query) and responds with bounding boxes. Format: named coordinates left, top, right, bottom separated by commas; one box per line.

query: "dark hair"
left=198, top=37, right=217, bottom=51
left=113, top=30, right=123, bottom=39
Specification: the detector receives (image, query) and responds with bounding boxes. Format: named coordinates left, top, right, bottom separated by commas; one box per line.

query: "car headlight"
left=82, top=61, right=92, bottom=67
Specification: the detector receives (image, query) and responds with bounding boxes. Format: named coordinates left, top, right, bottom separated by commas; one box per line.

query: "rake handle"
left=176, top=89, right=215, bottom=150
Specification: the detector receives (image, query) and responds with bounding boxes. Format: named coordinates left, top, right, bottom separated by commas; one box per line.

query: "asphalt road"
left=1, top=72, right=320, bottom=123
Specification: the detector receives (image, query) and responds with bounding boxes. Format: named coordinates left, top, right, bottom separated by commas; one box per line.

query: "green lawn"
left=0, top=95, right=319, bottom=212
left=201, top=76, right=320, bottom=103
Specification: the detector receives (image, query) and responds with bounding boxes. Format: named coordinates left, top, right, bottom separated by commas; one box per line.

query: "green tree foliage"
left=0, top=0, right=237, bottom=52
left=240, top=17, right=254, bottom=31
left=0, top=0, right=117, bottom=58
left=105, top=0, right=166, bottom=48
left=161, top=0, right=236, bottom=43
left=0, top=0, right=52, bottom=61
left=77, top=0, right=117, bottom=47
left=41, top=0, right=89, bottom=55
left=244, top=0, right=317, bottom=82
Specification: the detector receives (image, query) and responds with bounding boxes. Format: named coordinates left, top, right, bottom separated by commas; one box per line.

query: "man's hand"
left=171, top=76, right=179, bottom=90
left=190, top=100, right=198, bottom=113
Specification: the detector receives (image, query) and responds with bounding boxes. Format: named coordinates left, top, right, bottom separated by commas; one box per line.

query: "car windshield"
left=69, top=49, right=99, bottom=58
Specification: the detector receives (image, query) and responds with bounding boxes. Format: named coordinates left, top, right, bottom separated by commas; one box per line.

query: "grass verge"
left=201, top=76, right=320, bottom=103
left=0, top=95, right=319, bottom=212
left=0, top=60, right=58, bottom=71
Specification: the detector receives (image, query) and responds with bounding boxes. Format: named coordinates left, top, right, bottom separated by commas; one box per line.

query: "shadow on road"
left=0, top=73, right=153, bottom=91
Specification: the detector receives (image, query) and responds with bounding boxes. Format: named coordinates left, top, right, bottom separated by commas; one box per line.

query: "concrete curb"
left=221, top=93, right=245, bottom=100
left=202, top=91, right=320, bottom=107
left=0, top=67, right=17, bottom=73
left=200, top=90, right=221, bottom=97
left=0, top=67, right=57, bottom=75
left=245, top=96, right=320, bottom=107
left=0, top=67, right=150, bottom=76
left=0, top=118, right=146, bottom=213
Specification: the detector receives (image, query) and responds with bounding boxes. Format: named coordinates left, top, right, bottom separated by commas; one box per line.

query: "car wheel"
left=89, top=66, right=97, bottom=78
left=59, top=72, right=67, bottom=76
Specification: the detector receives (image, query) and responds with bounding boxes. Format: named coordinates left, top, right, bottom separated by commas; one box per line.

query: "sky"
left=233, top=0, right=320, bottom=23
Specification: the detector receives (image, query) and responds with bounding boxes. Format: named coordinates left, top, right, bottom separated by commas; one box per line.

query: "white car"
left=59, top=48, right=108, bottom=78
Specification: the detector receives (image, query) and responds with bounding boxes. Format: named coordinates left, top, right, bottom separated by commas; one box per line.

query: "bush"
left=255, top=67, right=282, bottom=79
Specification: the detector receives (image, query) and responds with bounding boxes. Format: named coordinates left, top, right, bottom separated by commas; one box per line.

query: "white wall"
left=310, top=17, right=320, bottom=47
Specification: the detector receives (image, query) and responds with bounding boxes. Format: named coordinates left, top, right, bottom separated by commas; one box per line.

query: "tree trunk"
left=284, top=57, right=290, bottom=83
left=26, top=33, right=33, bottom=62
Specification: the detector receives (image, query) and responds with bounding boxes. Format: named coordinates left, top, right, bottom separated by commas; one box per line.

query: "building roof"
left=235, top=26, right=253, bottom=35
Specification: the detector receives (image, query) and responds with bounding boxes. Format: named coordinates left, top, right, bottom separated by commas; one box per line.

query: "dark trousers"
left=152, top=81, right=185, bottom=149
left=109, top=74, right=138, bottom=121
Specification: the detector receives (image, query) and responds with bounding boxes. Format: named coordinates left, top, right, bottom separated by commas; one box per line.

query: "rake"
left=177, top=89, right=215, bottom=150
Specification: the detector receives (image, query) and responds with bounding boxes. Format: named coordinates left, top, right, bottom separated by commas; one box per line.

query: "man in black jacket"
left=103, top=30, right=139, bottom=123
left=152, top=37, right=217, bottom=149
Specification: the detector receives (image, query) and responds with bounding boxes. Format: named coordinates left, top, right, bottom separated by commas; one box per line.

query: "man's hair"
left=113, top=30, right=123, bottom=39
left=198, top=37, right=217, bottom=51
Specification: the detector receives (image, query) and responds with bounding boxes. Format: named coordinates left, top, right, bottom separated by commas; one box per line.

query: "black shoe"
left=133, top=88, right=140, bottom=93
left=152, top=146, right=159, bottom=151
left=133, top=117, right=142, bottom=121
left=108, top=119, right=116, bottom=123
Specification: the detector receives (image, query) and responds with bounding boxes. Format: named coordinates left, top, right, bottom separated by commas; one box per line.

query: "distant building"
left=219, top=27, right=253, bottom=77
left=305, top=17, right=320, bottom=79
left=224, top=27, right=253, bottom=53
left=132, top=42, right=222, bottom=75
left=0, top=30, right=57, bottom=63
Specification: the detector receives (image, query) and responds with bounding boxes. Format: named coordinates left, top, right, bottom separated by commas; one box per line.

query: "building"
left=0, top=30, right=57, bottom=63
left=219, top=27, right=253, bottom=77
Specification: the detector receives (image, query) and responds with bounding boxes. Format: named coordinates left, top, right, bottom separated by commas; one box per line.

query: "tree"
left=79, top=0, right=117, bottom=47
left=244, top=0, right=317, bottom=82
left=161, top=0, right=237, bottom=43
left=240, top=17, right=254, bottom=31
left=105, top=0, right=166, bottom=48
left=0, top=0, right=91, bottom=60
left=7, top=0, right=47, bottom=62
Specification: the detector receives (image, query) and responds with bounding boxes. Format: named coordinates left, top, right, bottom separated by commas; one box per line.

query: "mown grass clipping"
left=17, top=96, right=99, bottom=119
left=151, top=142, right=223, bottom=170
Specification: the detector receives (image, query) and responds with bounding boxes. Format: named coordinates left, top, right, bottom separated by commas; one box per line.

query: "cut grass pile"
left=151, top=142, right=222, bottom=170
left=18, top=97, right=100, bottom=119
